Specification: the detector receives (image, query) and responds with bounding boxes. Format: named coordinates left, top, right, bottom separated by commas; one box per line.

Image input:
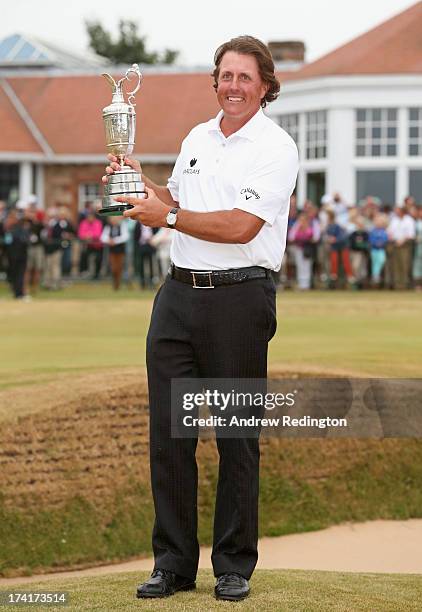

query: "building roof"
left=0, top=72, right=222, bottom=158
left=0, top=33, right=108, bottom=70
left=0, top=79, right=43, bottom=153
left=0, top=69, right=296, bottom=159
left=289, top=1, right=422, bottom=80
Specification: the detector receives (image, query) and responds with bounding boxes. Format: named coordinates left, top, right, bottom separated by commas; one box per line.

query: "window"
left=277, top=113, right=299, bottom=146
left=409, top=108, right=422, bottom=157
left=0, top=163, right=19, bottom=204
left=356, top=170, right=396, bottom=206
left=355, top=108, right=397, bottom=157
left=409, top=170, right=422, bottom=204
left=306, top=110, right=327, bottom=159
left=78, top=182, right=100, bottom=211
left=306, top=172, right=326, bottom=206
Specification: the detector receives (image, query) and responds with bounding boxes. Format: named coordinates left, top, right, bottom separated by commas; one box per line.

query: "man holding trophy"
left=102, top=36, right=298, bottom=601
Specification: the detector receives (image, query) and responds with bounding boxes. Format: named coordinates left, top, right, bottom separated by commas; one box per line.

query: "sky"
left=0, top=0, right=417, bottom=66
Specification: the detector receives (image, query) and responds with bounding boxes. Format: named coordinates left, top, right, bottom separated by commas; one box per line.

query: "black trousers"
left=146, top=274, right=277, bottom=581
left=8, top=256, right=27, bottom=298
left=87, top=247, right=103, bottom=279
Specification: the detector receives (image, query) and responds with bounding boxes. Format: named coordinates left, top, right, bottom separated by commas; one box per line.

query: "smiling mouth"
left=227, top=97, right=244, bottom=102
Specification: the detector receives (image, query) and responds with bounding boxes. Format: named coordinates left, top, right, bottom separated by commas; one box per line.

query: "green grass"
left=1, top=283, right=421, bottom=390
left=0, top=485, right=155, bottom=576
left=2, top=569, right=421, bottom=611
left=0, top=282, right=156, bottom=301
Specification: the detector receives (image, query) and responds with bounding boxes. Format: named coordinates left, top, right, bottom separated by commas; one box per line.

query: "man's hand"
left=117, top=187, right=171, bottom=227
left=102, top=154, right=142, bottom=184
left=102, top=154, right=178, bottom=208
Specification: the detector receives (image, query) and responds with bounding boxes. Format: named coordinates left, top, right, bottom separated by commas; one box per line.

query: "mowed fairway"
left=1, top=284, right=421, bottom=392
left=3, top=569, right=422, bottom=612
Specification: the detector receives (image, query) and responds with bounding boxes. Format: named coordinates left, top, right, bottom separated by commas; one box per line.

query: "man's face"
left=216, top=51, right=267, bottom=123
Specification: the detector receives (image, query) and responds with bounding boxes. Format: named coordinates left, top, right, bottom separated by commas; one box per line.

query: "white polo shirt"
left=167, top=107, right=299, bottom=271
left=388, top=214, right=416, bottom=242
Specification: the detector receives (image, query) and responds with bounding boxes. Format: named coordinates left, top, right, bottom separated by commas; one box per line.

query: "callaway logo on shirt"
left=240, top=187, right=260, bottom=200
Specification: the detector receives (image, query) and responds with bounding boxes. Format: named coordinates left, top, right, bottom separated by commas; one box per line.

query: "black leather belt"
left=170, top=264, right=270, bottom=289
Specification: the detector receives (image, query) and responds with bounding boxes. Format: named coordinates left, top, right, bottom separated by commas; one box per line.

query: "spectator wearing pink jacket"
left=78, top=212, right=103, bottom=279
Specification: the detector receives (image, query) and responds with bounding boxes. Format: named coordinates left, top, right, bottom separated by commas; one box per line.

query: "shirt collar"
left=208, top=107, right=265, bottom=142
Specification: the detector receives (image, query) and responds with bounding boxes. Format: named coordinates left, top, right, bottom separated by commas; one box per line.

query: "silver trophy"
left=99, top=64, right=145, bottom=216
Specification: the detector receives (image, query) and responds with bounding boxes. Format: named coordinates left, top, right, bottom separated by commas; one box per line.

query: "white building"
left=268, top=1, right=422, bottom=207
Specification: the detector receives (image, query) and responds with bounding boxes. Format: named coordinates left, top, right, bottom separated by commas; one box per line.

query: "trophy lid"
left=102, top=64, right=142, bottom=114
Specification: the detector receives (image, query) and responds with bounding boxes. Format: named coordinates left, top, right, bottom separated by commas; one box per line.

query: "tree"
left=86, top=19, right=179, bottom=65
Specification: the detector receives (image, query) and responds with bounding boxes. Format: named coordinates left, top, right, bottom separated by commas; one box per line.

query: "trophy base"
left=98, top=203, right=135, bottom=217
left=99, top=166, right=145, bottom=216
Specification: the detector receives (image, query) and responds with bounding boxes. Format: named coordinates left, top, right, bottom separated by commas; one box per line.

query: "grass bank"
left=1, top=438, right=422, bottom=576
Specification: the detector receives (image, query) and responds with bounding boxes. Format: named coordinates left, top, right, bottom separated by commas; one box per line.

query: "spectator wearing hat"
left=325, top=209, right=354, bottom=286
left=332, top=192, right=350, bottom=229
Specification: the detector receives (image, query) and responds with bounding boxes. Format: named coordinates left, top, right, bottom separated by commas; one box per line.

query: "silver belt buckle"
left=191, top=271, right=215, bottom=289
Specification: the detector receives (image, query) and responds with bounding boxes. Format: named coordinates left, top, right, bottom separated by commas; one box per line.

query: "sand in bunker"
left=255, top=519, right=422, bottom=574
left=1, top=519, right=421, bottom=585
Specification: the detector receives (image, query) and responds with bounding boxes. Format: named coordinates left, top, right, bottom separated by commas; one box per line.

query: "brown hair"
left=212, top=35, right=280, bottom=108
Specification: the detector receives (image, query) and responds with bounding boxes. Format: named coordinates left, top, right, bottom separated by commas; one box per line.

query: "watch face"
left=167, top=211, right=177, bottom=225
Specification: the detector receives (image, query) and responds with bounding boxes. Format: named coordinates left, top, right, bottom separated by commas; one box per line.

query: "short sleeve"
left=234, top=144, right=299, bottom=226
left=167, top=138, right=189, bottom=202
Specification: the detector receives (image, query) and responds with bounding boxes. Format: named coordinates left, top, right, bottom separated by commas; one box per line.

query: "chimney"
left=268, top=41, right=305, bottom=70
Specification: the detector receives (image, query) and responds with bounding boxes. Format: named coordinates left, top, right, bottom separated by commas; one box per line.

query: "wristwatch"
left=166, top=207, right=178, bottom=228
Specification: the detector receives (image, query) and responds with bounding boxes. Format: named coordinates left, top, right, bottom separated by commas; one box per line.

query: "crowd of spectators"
left=284, top=193, right=422, bottom=291
left=0, top=191, right=421, bottom=299
left=0, top=198, right=172, bottom=299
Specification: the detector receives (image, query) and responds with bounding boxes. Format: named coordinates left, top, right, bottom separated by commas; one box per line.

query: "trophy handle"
left=102, top=72, right=117, bottom=90
left=118, top=64, right=143, bottom=107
